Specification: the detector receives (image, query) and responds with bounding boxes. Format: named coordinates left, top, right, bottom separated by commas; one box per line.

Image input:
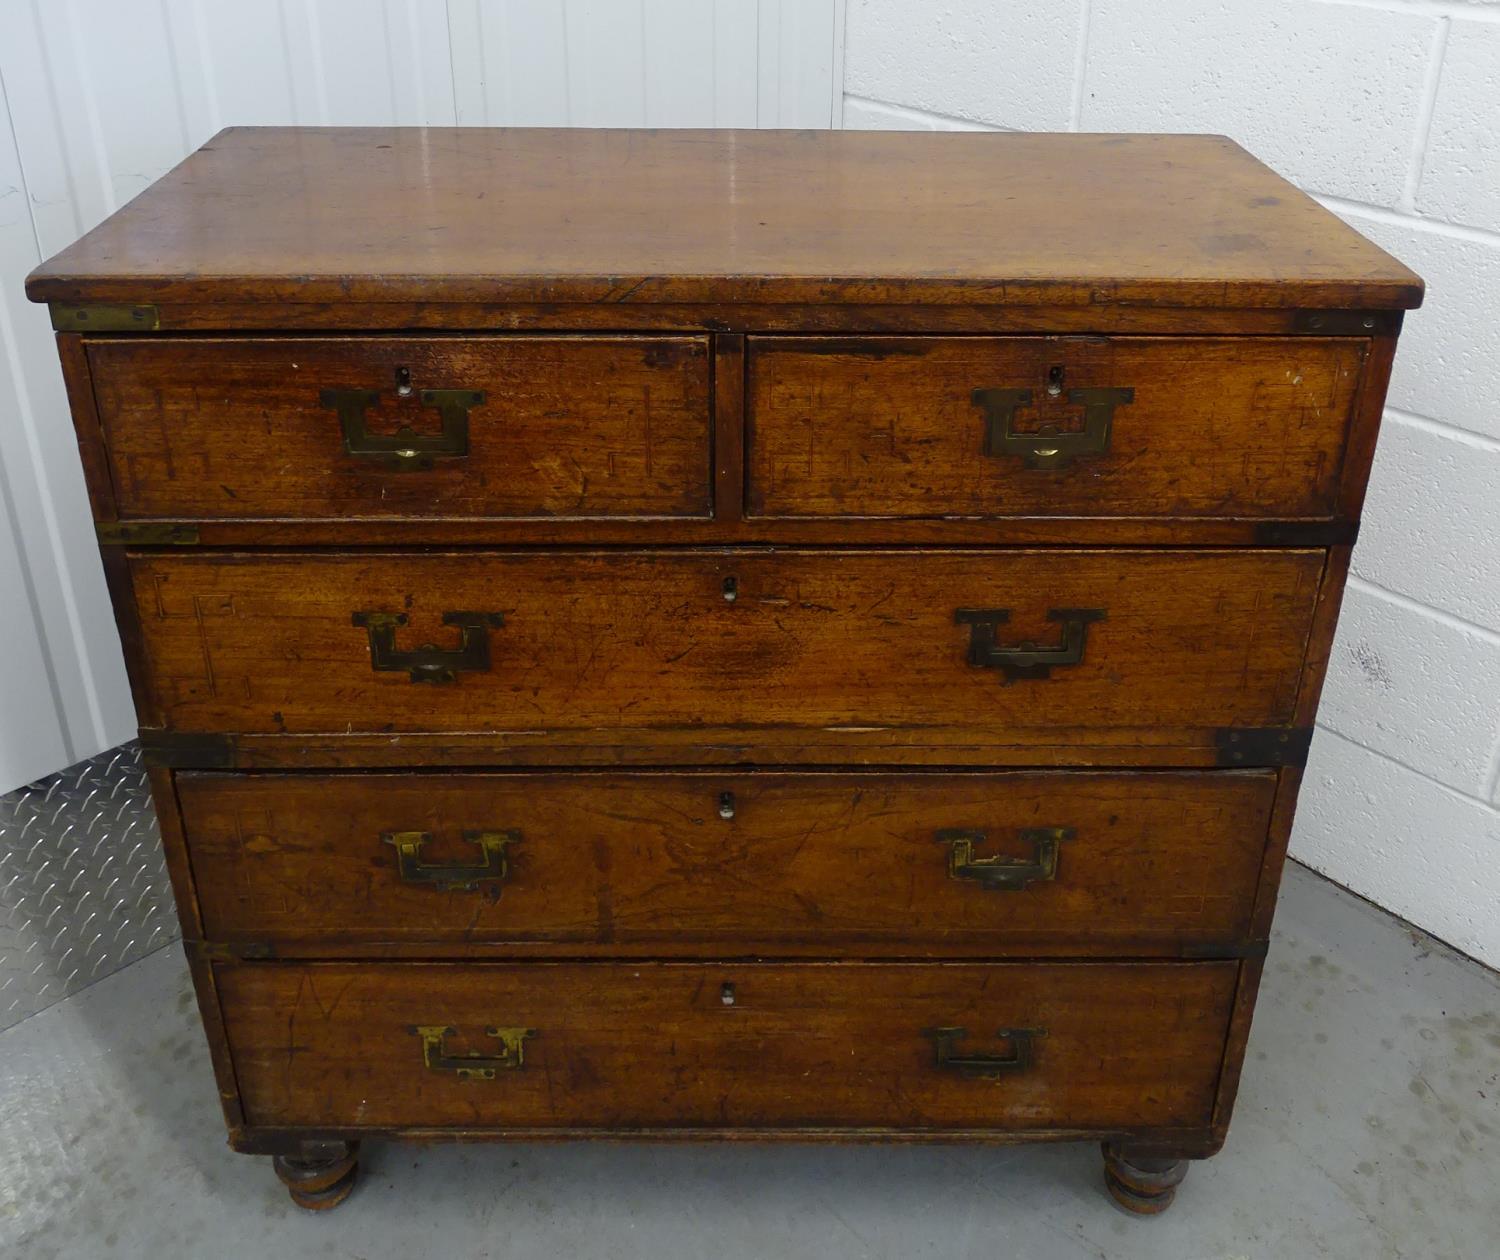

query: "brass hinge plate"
left=1292, top=310, right=1398, bottom=336
left=96, top=522, right=200, bottom=546
left=1214, top=727, right=1314, bottom=767
left=140, top=731, right=235, bottom=769
left=51, top=304, right=161, bottom=333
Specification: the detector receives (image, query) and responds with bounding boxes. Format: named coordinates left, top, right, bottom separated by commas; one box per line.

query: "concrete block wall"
left=841, top=0, right=1500, bottom=967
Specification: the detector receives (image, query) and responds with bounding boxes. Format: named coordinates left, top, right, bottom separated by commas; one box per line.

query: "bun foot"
left=1101, top=1142, right=1189, bottom=1215
left=273, top=1140, right=360, bottom=1211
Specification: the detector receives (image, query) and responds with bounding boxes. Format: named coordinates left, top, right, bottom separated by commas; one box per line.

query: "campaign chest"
left=27, top=127, right=1421, bottom=1214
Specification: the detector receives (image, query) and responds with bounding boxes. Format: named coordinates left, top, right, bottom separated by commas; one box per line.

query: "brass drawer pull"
left=352, top=610, right=505, bottom=684
left=411, top=1025, right=534, bottom=1079
left=924, top=1026, right=1044, bottom=1078
left=971, top=381, right=1133, bottom=470
left=936, top=826, right=1074, bottom=891
left=383, top=829, right=521, bottom=892
left=954, top=607, right=1105, bottom=682
left=322, top=385, right=482, bottom=470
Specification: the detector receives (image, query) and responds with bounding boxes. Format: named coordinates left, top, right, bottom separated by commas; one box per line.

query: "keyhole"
left=718, top=791, right=736, bottom=820
left=395, top=365, right=414, bottom=397
left=1046, top=364, right=1065, bottom=397
left=721, top=983, right=736, bottom=1006
left=722, top=575, right=738, bottom=602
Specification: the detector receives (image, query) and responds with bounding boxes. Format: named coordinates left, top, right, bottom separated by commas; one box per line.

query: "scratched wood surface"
left=217, top=960, right=1237, bottom=1130
left=747, top=336, right=1365, bottom=520
left=127, top=549, right=1323, bottom=737
left=176, top=769, right=1274, bottom=955
left=26, top=129, right=1421, bottom=311
left=88, top=336, right=712, bottom=519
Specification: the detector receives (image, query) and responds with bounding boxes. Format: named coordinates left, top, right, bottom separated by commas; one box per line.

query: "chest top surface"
left=26, top=127, right=1420, bottom=311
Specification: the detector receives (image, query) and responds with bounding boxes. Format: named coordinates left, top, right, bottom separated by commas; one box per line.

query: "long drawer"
left=178, top=769, right=1275, bottom=956
left=217, top=961, right=1237, bottom=1132
left=747, top=336, right=1365, bottom=520
left=128, top=549, right=1322, bottom=741
left=87, top=336, right=713, bottom=520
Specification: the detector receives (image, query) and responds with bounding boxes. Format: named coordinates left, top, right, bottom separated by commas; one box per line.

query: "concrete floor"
left=0, top=863, right=1495, bottom=1260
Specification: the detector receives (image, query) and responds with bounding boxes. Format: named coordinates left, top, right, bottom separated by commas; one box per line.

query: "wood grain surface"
left=88, top=336, right=711, bottom=519
left=217, top=960, right=1237, bottom=1131
left=26, top=129, right=1422, bottom=310
left=27, top=122, right=1419, bottom=1178
left=176, top=769, right=1275, bottom=955
left=127, top=548, right=1323, bottom=737
left=747, top=336, right=1364, bottom=519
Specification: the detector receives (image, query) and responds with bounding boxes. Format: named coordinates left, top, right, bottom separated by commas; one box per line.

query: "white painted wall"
left=0, top=0, right=840, bottom=794
left=842, top=0, right=1500, bottom=968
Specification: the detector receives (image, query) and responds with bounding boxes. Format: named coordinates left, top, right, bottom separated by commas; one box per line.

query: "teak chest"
left=28, top=127, right=1422, bottom=1215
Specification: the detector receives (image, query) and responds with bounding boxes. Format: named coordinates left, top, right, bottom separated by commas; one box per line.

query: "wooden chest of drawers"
left=28, top=128, right=1420, bottom=1215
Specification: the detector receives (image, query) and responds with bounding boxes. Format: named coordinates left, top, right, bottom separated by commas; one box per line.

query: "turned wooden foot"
left=272, top=1140, right=360, bottom=1211
left=1101, top=1142, right=1190, bottom=1216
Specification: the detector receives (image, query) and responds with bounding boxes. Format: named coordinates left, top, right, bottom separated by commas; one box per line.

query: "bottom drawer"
left=219, top=961, right=1236, bottom=1132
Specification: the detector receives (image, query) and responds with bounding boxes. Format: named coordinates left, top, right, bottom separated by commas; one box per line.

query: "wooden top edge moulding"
left=25, top=128, right=1423, bottom=311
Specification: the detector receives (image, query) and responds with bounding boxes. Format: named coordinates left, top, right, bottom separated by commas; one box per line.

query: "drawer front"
left=219, top=961, right=1236, bottom=1131
left=747, top=336, right=1364, bottom=520
left=178, top=770, right=1274, bottom=955
left=130, top=548, right=1321, bottom=739
left=88, top=336, right=711, bottom=519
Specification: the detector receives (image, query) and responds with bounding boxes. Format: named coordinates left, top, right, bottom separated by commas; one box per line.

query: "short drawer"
left=87, top=335, right=711, bottom=519
left=747, top=336, right=1365, bottom=520
left=218, top=961, right=1236, bottom=1132
left=178, top=769, right=1274, bottom=956
left=129, top=548, right=1322, bottom=750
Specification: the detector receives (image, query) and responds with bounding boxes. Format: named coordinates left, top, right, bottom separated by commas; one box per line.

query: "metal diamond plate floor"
left=0, top=743, right=176, bottom=1032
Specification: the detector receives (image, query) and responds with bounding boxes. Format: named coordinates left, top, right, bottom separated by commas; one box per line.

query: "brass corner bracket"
left=51, top=304, right=160, bottom=333
left=96, top=522, right=201, bottom=546
left=1214, top=727, right=1313, bottom=767
left=139, top=731, right=235, bottom=769
left=1292, top=310, right=1398, bottom=337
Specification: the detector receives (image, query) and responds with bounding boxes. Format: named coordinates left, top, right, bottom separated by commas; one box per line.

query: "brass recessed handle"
left=924, top=1026, right=1043, bottom=1078
left=411, top=1025, right=534, bottom=1079
left=322, top=385, right=481, bottom=470
left=971, top=381, right=1132, bottom=470
left=383, top=829, right=521, bottom=892
left=954, top=607, right=1106, bottom=683
left=352, top=610, right=505, bottom=684
left=936, top=826, right=1073, bottom=891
